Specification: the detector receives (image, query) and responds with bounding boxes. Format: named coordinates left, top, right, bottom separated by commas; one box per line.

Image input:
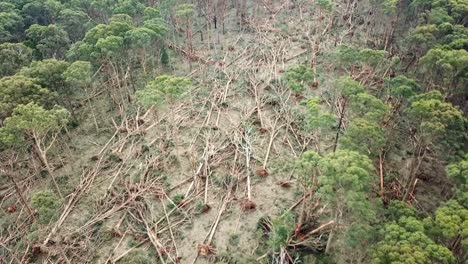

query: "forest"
left=0, top=0, right=467, bottom=263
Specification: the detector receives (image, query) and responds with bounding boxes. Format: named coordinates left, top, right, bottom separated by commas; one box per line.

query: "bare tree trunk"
left=32, top=139, right=63, bottom=199
left=325, top=210, right=338, bottom=254
left=5, top=173, right=35, bottom=220
left=333, top=99, right=347, bottom=152
left=403, top=145, right=426, bottom=201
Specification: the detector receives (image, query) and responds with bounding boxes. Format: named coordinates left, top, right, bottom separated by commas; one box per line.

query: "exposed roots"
left=255, top=168, right=269, bottom=177
left=197, top=243, right=216, bottom=256
left=241, top=199, right=257, bottom=211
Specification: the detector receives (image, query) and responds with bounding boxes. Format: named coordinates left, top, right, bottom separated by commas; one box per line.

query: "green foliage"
left=283, top=65, right=314, bottom=92
left=348, top=92, right=389, bottom=121
left=334, top=45, right=388, bottom=71
left=372, top=216, right=456, bottom=264
left=124, top=27, right=158, bottom=49
left=21, top=1, right=60, bottom=27
left=113, top=0, right=145, bottom=17
left=0, top=75, right=56, bottom=117
left=447, top=154, right=468, bottom=190
left=19, top=59, right=70, bottom=95
left=0, top=43, right=32, bottom=77
left=57, top=9, right=91, bottom=42
left=380, top=0, right=399, bottom=14
left=429, top=199, right=468, bottom=247
left=297, top=150, right=322, bottom=186
left=175, top=4, right=195, bottom=18
left=136, top=75, right=191, bottom=108
left=335, top=76, right=365, bottom=98
left=318, top=150, right=375, bottom=219
left=63, top=61, right=93, bottom=89
left=317, top=0, right=332, bottom=10
left=428, top=7, right=455, bottom=25
left=96, top=35, right=124, bottom=57
left=2, top=103, right=70, bottom=143
left=386, top=75, right=420, bottom=99
left=385, top=200, right=418, bottom=221
left=161, top=47, right=169, bottom=66
left=305, top=97, right=335, bottom=130
left=26, top=24, right=70, bottom=59
left=267, top=211, right=295, bottom=252
left=167, top=194, right=184, bottom=210
left=341, top=118, right=386, bottom=157
left=407, top=90, right=465, bottom=148
left=420, top=48, right=468, bottom=89
left=0, top=7, right=24, bottom=42
left=31, top=190, right=60, bottom=224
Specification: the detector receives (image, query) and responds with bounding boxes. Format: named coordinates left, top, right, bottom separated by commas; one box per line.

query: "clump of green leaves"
left=372, top=216, right=455, bottom=264
left=427, top=199, right=468, bottom=250
left=0, top=43, right=32, bottom=77
left=407, top=90, right=465, bottom=149
left=305, top=97, right=335, bottom=130
left=136, top=75, right=191, bottom=108
left=341, top=118, right=386, bottom=157
left=31, top=191, right=60, bottom=224
left=0, top=75, right=56, bottom=117
left=283, top=65, right=314, bottom=92
left=318, top=150, right=375, bottom=219
left=447, top=154, right=468, bottom=191
left=267, top=211, right=295, bottom=252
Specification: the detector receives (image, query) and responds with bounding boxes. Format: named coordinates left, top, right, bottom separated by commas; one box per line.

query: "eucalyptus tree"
left=136, top=75, right=191, bottom=110
left=57, top=8, right=92, bottom=42
left=304, top=97, right=335, bottom=152
left=21, top=0, right=62, bottom=27
left=372, top=216, right=455, bottom=264
left=333, top=45, right=388, bottom=81
left=19, top=59, right=70, bottom=94
left=18, top=59, right=81, bottom=116
left=1, top=103, right=70, bottom=198
left=428, top=199, right=468, bottom=259
left=341, top=118, right=386, bottom=158
left=0, top=75, right=56, bottom=119
left=0, top=4, right=24, bottom=42
left=447, top=154, right=468, bottom=192
left=26, top=24, right=71, bottom=59
left=331, top=77, right=364, bottom=152
left=283, top=64, right=315, bottom=93
left=67, top=12, right=167, bottom=108
left=403, top=91, right=465, bottom=200
left=316, top=150, right=377, bottom=254
left=420, top=48, right=468, bottom=98
left=0, top=43, right=32, bottom=77
left=176, top=4, right=195, bottom=63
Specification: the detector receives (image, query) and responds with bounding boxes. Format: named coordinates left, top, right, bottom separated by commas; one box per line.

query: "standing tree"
left=283, top=64, right=315, bottom=93
left=331, top=77, right=364, bottom=152
left=316, top=150, right=376, bottom=255
left=136, top=74, right=191, bottom=109
left=403, top=91, right=465, bottom=200
left=0, top=43, right=32, bottom=77
left=175, top=4, right=195, bottom=69
left=1, top=103, right=70, bottom=198
left=341, top=118, right=386, bottom=158
left=57, top=8, right=91, bottom=42
left=26, top=24, right=71, bottom=59
left=0, top=75, right=56, bottom=119
left=447, top=153, right=468, bottom=192
left=372, top=216, right=455, bottom=264
left=0, top=5, right=24, bottom=42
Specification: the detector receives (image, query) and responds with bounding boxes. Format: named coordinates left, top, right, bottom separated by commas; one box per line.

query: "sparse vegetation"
left=0, top=0, right=466, bottom=263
